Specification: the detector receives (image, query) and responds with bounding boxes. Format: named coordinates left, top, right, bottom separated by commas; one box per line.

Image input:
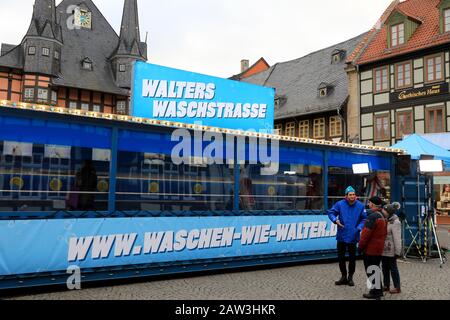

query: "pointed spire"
left=25, top=0, right=61, bottom=41
left=114, top=0, right=146, bottom=59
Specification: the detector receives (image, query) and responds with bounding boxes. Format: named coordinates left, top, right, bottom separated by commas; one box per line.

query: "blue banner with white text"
left=0, top=216, right=337, bottom=276
left=131, top=62, right=275, bottom=132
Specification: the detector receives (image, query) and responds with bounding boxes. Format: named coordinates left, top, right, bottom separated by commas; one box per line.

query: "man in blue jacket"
left=328, top=186, right=367, bottom=286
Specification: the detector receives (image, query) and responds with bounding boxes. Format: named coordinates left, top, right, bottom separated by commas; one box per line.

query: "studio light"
left=352, top=163, right=370, bottom=174
left=419, top=160, right=444, bottom=173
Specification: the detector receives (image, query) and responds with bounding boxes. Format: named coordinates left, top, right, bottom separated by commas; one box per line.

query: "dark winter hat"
left=384, top=202, right=401, bottom=215
left=369, top=196, right=383, bottom=207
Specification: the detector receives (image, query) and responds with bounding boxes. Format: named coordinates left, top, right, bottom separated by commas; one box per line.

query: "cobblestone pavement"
left=6, top=258, right=450, bottom=300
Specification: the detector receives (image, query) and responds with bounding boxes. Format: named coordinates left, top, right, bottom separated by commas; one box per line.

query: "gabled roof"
left=230, top=57, right=270, bottom=80
left=51, top=0, right=128, bottom=95
left=243, top=33, right=366, bottom=120
left=355, top=0, right=450, bottom=66
left=0, top=45, right=24, bottom=70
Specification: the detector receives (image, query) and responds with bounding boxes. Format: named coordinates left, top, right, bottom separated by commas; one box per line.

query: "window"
left=332, top=54, right=341, bottom=64
left=51, top=91, right=57, bottom=104
left=242, top=161, right=324, bottom=211
left=69, top=101, right=77, bottom=109
left=28, top=46, right=36, bottom=55
left=391, top=23, right=405, bottom=47
left=319, top=88, right=327, bottom=97
left=395, top=61, right=412, bottom=89
left=42, top=48, right=50, bottom=57
left=37, top=89, right=48, bottom=102
left=0, top=140, right=110, bottom=212
left=374, top=113, right=390, bottom=141
left=328, top=166, right=390, bottom=208
left=396, top=111, right=413, bottom=138
left=81, top=103, right=89, bottom=111
left=425, top=54, right=444, bottom=83
left=82, top=59, right=92, bottom=70
left=426, top=106, right=445, bottom=133
left=54, top=51, right=60, bottom=60
left=374, top=67, right=389, bottom=92
left=117, top=101, right=127, bottom=115
left=299, top=120, right=309, bottom=138
left=445, top=8, right=450, bottom=32
left=24, top=88, right=34, bottom=100
left=119, top=64, right=126, bottom=72
left=313, top=118, right=325, bottom=139
left=329, top=116, right=342, bottom=137
left=285, top=122, right=296, bottom=137
left=93, top=105, right=101, bottom=113
left=274, top=124, right=282, bottom=135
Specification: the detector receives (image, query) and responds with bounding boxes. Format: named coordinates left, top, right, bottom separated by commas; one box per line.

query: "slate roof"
left=0, top=0, right=145, bottom=96
left=355, top=0, right=450, bottom=66
left=243, top=33, right=367, bottom=120
left=53, top=0, right=128, bottom=95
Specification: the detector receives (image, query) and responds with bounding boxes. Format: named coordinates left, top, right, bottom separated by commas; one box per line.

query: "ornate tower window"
left=42, top=47, right=50, bottom=57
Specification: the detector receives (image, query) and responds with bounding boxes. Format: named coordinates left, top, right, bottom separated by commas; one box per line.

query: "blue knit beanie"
left=345, top=186, right=356, bottom=195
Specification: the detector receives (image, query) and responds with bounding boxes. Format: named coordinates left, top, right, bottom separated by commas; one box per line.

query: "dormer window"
left=318, top=83, right=332, bottom=98
left=274, top=95, right=287, bottom=108
left=331, top=50, right=346, bottom=64
left=391, top=23, right=405, bottom=47
left=275, top=98, right=280, bottom=109
left=82, top=58, right=93, bottom=70
left=445, top=8, right=450, bottom=32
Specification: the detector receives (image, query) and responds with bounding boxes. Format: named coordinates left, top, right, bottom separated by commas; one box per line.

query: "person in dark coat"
left=328, top=186, right=367, bottom=287
left=77, top=160, right=98, bottom=211
left=359, top=196, right=388, bottom=299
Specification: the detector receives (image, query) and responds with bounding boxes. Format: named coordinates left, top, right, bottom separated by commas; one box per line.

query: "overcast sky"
left=0, top=0, right=393, bottom=78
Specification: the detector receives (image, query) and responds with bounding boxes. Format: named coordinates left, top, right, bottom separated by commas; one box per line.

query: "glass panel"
left=429, top=110, right=435, bottom=132
left=0, top=141, right=110, bottom=212
left=398, top=66, right=404, bottom=87
left=382, top=68, right=388, bottom=90
left=244, top=163, right=323, bottom=211
left=116, top=151, right=234, bottom=212
left=328, top=168, right=391, bottom=208
left=436, top=109, right=443, bottom=132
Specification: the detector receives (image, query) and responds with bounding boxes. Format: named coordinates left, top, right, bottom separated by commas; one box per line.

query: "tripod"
left=404, top=174, right=447, bottom=267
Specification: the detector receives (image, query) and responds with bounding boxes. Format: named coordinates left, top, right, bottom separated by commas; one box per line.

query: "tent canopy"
left=391, top=134, right=450, bottom=168
left=405, top=133, right=450, bottom=150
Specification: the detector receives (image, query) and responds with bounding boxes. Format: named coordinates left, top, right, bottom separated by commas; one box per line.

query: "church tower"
left=22, top=0, right=63, bottom=76
left=111, top=0, right=147, bottom=89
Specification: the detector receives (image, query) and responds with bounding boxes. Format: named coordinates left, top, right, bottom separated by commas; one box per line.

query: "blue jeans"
left=382, top=256, right=401, bottom=289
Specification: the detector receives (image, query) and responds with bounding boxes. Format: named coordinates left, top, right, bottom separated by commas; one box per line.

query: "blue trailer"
left=0, top=102, right=403, bottom=290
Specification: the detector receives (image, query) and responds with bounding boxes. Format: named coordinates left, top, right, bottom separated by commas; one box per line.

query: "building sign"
left=391, top=83, right=449, bottom=103
left=131, top=62, right=275, bottom=132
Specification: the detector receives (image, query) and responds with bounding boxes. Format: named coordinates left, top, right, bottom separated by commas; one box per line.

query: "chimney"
left=241, top=59, right=250, bottom=73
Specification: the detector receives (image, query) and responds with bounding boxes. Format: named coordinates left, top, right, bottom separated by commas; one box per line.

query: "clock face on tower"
left=74, top=8, right=92, bottom=29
